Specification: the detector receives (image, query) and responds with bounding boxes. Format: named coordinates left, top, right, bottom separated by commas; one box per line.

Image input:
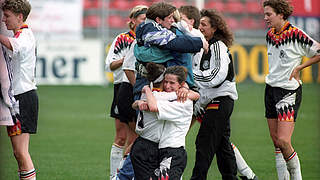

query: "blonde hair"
left=128, top=5, right=148, bottom=30
left=173, top=9, right=181, bottom=22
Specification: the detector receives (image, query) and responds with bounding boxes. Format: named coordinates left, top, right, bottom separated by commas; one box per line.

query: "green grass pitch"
left=0, top=83, right=319, bottom=179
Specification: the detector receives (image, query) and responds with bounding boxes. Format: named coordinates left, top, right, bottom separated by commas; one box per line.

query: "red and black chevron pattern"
left=266, top=22, right=313, bottom=48
left=114, top=30, right=136, bottom=54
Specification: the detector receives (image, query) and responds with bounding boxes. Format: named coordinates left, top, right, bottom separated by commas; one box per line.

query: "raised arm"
left=0, top=34, right=12, bottom=50
left=143, top=86, right=158, bottom=112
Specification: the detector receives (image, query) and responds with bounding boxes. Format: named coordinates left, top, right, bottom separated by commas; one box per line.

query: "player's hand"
left=202, top=39, right=209, bottom=54
left=142, top=85, right=151, bottom=94
left=176, top=87, right=189, bottom=102
left=138, top=101, right=149, bottom=111
left=193, top=101, right=205, bottom=117
left=289, top=66, right=301, bottom=85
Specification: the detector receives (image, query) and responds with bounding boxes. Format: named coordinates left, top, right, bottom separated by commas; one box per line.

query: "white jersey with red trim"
left=105, top=30, right=136, bottom=84
left=265, top=22, right=320, bottom=90
left=8, top=25, right=37, bottom=95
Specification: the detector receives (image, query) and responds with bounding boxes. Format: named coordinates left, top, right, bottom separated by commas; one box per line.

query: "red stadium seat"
left=205, top=1, right=224, bottom=12
left=131, top=0, right=151, bottom=7
left=107, top=15, right=127, bottom=29
left=109, top=0, right=132, bottom=11
left=225, top=1, right=244, bottom=14
left=172, top=0, right=186, bottom=8
left=226, top=17, right=239, bottom=30
left=240, top=17, right=256, bottom=29
left=83, top=0, right=92, bottom=10
left=83, top=15, right=101, bottom=28
left=245, top=1, right=262, bottom=14
left=83, top=0, right=103, bottom=9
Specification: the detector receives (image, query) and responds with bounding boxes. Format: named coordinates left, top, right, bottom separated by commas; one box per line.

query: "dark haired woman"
left=190, top=9, right=238, bottom=180
left=263, top=0, right=320, bottom=179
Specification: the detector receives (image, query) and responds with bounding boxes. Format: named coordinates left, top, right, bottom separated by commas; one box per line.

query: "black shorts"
left=265, top=84, right=302, bottom=122
left=130, top=136, right=159, bottom=180
left=110, top=83, right=121, bottom=119
left=158, top=147, right=187, bottom=180
left=14, top=90, right=39, bottom=134
left=117, top=82, right=136, bottom=124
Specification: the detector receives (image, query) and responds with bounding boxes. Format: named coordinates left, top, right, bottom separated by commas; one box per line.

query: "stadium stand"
left=83, top=14, right=101, bottom=28
left=82, top=0, right=268, bottom=43
left=107, top=15, right=127, bottom=28
left=109, top=0, right=132, bottom=11
left=205, top=1, right=225, bottom=11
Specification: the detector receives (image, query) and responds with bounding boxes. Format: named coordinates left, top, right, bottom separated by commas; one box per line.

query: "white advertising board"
left=36, top=40, right=105, bottom=85
left=28, top=0, right=83, bottom=40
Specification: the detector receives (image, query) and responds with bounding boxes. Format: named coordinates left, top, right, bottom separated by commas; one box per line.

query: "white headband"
left=153, top=71, right=165, bottom=84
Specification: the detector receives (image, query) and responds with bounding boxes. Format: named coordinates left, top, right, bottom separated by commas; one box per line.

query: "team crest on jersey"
left=279, top=50, right=287, bottom=59
left=202, top=60, right=210, bottom=70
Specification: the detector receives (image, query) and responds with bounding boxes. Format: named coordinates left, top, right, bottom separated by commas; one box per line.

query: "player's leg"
left=116, top=82, right=137, bottom=156
left=275, top=86, right=302, bottom=180
left=268, top=118, right=290, bottom=180
left=131, top=137, right=159, bottom=180
left=212, top=97, right=237, bottom=180
left=110, top=119, right=127, bottom=179
left=158, top=147, right=187, bottom=180
left=190, top=109, right=217, bottom=180
left=265, top=85, right=290, bottom=180
left=277, top=121, right=301, bottom=180
left=231, top=143, right=257, bottom=180
left=123, top=121, right=138, bottom=155
left=109, top=83, right=126, bottom=179
left=9, top=90, right=38, bottom=180
left=10, top=133, right=36, bottom=180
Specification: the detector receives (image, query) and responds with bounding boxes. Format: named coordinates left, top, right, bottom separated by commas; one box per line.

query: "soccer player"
left=0, top=0, right=38, bottom=179
left=190, top=9, right=238, bottom=180
left=105, top=5, right=148, bottom=179
left=263, top=0, right=320, bottom=179
left=131, top=64, right=199, bottom=180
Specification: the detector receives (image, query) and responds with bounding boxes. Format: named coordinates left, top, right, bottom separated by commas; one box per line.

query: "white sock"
left=275, top=150, right=290, bottom=180
left=232, top=143, right=255, bottom=179
left=19, top=168, right=36, bottom=180
left=286, top=152, right=302, bottom=180
left=110, top=144, right=124, bottom=180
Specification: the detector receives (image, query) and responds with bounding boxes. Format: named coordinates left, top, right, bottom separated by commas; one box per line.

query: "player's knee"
left=12, top=148, right=27, bottom=162
left=274, top=136, right=290, bottom=148
left=269, top=133, right=278, bottom=145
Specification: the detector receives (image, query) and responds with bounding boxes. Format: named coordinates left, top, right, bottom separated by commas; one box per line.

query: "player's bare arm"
left=124, top=69, right=136, bottom=86
left=290, top=54, right=320, bottom=82
left=0, top=34, right=12, bottom=50
left=109, top=58, right=124, bottom=71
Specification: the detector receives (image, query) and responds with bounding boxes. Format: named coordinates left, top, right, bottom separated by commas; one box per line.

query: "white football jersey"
left=105, top=30, right=136, bottom=84
left=157, top=98, right=193, bottom=149
left=8, top=25, right=37, bottom=95
left=265, top=22, right=320, bottom=90
left=135, top=91, right=177, bottom=143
